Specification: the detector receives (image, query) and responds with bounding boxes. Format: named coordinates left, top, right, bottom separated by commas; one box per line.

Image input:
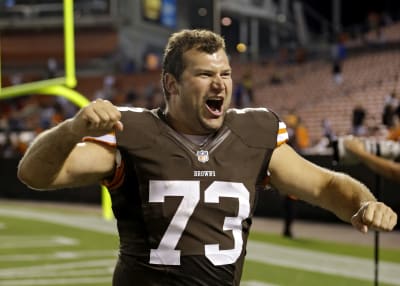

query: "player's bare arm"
left=18, top=99, right=122, bottom=190
left=344, top=137, right=400, bottom=183
left=268, top=143, right=397, bottom=233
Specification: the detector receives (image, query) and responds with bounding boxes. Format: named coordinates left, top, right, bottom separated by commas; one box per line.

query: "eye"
left=221, top=71, right=232, bottom=78
left=199, top=72, right=212, bottom=78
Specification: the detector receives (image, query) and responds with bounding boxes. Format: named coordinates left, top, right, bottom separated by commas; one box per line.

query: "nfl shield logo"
left=196, top=150, right=209, bottom=163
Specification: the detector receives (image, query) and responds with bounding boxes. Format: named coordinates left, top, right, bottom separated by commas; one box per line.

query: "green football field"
left=0, top=201, right=399, bottom=286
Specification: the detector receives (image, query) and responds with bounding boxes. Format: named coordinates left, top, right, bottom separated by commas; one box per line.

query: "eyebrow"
left=192, top=67, right=232, bottom=73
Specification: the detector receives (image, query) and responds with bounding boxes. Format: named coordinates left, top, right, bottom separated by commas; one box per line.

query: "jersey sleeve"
left=264, top=117, right=289, bottom=189
left=82, top=133, right=117, bottom=147
left=82, top=133, right=125, bottom=190
left=277, top=121, right=289, bottom=146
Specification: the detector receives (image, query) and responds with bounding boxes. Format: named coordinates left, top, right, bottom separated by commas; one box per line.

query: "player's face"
left=170, top=48, right=232, bottom=135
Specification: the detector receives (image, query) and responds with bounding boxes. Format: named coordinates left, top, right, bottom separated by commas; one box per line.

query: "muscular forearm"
left=17, top=119, right=82, bottom=190
left=321, top=172, right=377, bottom=223
left=356, top=151, right=400, bottom=183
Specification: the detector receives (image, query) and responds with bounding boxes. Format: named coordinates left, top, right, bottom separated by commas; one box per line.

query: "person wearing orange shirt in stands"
left=282, top=113, right=311, bottom=237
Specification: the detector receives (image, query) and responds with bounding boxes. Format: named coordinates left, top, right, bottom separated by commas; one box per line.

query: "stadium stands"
left=248, top=48, right=400, bottom=143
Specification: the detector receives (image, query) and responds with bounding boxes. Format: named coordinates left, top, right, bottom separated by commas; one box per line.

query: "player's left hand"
left=351, top=202, right=397, bottom=233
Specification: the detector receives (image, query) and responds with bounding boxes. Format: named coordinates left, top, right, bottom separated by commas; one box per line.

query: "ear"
left=164, top=73, right=179, bottom=95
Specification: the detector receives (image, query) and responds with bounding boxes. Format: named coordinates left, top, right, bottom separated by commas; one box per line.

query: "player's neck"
left=181, top=133, right=211, bottom=146
left=161, top=109, right=212, bottom=137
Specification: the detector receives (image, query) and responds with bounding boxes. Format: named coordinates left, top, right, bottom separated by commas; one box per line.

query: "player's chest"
left=129, top=129, right=269, bottom=183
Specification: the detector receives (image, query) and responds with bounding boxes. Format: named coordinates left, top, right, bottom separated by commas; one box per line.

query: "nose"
left=211, top=75, right=224, bottom=89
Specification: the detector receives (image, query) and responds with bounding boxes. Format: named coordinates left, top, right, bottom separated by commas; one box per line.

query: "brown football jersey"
left=101, top=107, right=286, bottom=286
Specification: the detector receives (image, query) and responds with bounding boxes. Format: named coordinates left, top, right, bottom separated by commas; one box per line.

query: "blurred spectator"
left=322, top=118, right=336, bottom=146
left=282, top=195, right=296, bottom=238
left=94, top=75, right=117, bottom=101
left=332, top=60, right=343, bottom=85
left=144, top=83, right=159, bottom=109
left=331, top=36, right=346, bottom=85
left=46, top=57, right=59, bottom=79
left=382, top=90, right=398, bottom=128
left=387, top=106, right=400, bottom=142
left=56, top=97, right=78, bottom=119
left=233, top=82, right=244, bottom=108
left=285, top=112, right=310, bottom=152
left=281, top=111, right=311, bottom=238
left=125, top=87, right=140, bottom=106
left=352, top=104, right=367, bottom=136
left=0, top=133, right=17, bottom=158
left=10, top=73, right=23, bottom=86
left=294, top=118, right=310, bottom=150
left=0, top=93, right=75, bottom=158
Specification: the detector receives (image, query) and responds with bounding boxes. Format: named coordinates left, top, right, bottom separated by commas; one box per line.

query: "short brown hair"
left=161, top=29, right=226, bottom=100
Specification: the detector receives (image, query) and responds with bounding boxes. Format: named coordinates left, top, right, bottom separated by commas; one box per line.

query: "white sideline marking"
left=1, top=277, right=112, bottom=286
left=0, top=250, right=117, bottom=261
left=242, top=281, right=278, bottom=286
left=0, top=208, right=117, bottom=234
left=0, top=236, right=78, bottom=249
left=0, top=259, right=116, bottom=277
left=247, top=240, right=400, bottom=285
left=0, top=267, right=114, bottom=279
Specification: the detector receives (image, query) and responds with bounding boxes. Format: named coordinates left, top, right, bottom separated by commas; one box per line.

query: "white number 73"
left=149, top=180, right=250, bottom=266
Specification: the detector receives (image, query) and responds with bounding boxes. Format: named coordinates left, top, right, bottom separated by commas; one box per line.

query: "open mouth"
left=206, top=98, right=224, bottom=115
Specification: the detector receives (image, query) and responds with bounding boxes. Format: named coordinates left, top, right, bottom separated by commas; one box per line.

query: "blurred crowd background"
left=2, top=0, right=400, bottom=159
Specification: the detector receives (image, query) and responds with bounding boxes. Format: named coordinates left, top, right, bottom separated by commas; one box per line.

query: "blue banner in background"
left=160, top=0, right=176, bottom=28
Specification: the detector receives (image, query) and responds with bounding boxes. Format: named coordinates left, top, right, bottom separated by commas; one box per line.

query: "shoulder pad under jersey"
left=115, top=107, right=161, bottom=150
left=225, top=107, right=280, bottom=149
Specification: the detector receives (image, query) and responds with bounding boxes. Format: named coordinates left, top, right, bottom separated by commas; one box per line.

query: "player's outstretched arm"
left=344, top=137, right=400, bottom=183
left=18, top=99, right=123, bottom=190
left=268, top=143, right=397, bottom=233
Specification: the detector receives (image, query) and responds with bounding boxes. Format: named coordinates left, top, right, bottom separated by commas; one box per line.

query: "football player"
left=18, top=29, right=397, bottom=286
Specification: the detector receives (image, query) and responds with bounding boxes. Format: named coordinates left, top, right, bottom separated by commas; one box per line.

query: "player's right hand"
left=69, top=99, right=123, bottom=137
left=351, top=201, right=398, bottom=233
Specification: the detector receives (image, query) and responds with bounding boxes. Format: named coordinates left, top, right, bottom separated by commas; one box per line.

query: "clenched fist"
left=351, top=201, right=398, bottom=233
left=69, top=99, right=123, bottom=138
